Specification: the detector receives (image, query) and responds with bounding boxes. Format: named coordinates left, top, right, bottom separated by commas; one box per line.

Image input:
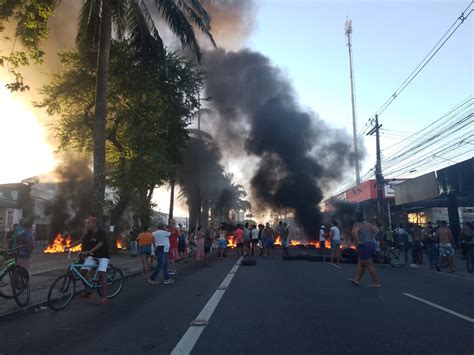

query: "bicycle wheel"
left=439, top=257, right=449, bottom=268
left=11, top=267, right=30, bottom=307
left=48, top=274, right=76, bottom=311
left=466, top=249, right=474, bottom=273
left=97, top=264, right=124, bottom=299
left=389, top=247, right=408, bottom=268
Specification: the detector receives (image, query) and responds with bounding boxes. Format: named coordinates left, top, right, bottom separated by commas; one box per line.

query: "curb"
left=0, top=255, right=189, bottom=320
left=0, top=267, right=143, bottom=320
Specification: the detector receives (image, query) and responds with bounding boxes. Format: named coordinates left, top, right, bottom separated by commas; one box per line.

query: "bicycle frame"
left=0, top=258, right=16, bottom=280
left=68, top=260, right=102, bottom=289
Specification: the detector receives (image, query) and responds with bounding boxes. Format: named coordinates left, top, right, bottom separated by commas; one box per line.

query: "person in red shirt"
left=168, top=220, right=179, bottom=275
left=233, top=225, right=245, bottom=257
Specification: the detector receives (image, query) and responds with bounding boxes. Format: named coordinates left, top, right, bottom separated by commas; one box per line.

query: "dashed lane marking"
left=170, top=257, right=243, bottom=355
left=403, top=293, right=474, bottom=323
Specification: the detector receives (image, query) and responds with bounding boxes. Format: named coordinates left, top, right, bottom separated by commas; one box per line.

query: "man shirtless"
left=436, top=220, right=455, bottom=273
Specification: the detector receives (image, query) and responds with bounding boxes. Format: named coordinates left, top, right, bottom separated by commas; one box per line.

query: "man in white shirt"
left=149, top=222, right=174, bottom=285
left=319, top=225, right=326, bottom=254
left=330, top=221, right=342, bottom=267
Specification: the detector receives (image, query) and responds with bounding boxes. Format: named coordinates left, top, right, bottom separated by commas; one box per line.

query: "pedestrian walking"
left=460, top=222, right=474, bottom=259
left=258, top=224, right=265, bottom=256
left=149, top=222, right=174, bottom=285
left=329, top=221, right=342, bottom=267
left=436, top=221, right=455, bottom=273
left=137, top=226, right=154, bottom=276
left=349, top=212, right=381, bottom=288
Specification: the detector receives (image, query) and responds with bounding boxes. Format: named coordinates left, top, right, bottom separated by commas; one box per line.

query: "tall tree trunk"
left=91, top=0, right=112, bottom=223
left=169, top=180, right=175, bottom=223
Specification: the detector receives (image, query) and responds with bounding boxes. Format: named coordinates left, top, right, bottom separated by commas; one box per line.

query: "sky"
left=0, top=0, right=472, bottom=216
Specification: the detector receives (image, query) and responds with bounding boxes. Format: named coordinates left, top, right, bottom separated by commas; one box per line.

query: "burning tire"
left=282, top=255, right=297, bottom=261
left=307, top=255, right=325, bottom=262
left=296, top=254, right=310, bottom=261
left=48, top=274, right=76, bottom=311
left=241, top=258, right=257, bottom=266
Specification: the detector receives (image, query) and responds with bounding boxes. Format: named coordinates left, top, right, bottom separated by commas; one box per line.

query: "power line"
left=372, top=1, right=473, bottom=117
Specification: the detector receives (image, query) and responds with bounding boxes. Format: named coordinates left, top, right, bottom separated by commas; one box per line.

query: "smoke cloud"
left=44, top=158, right=93, bottom=237
left=203, top=49, right=360, bottom=237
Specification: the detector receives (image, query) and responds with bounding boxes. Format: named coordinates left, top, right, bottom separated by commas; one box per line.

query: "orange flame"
left=227, top=236, right=237, bottom=248
left=116, top=239, right=126, bottom=250
left=44, top=234, right=82, bottom=253
left=274, top=236, right=282, bottom=246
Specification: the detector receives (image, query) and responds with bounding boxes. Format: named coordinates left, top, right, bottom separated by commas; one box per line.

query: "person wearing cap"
left=71, top=216, right=111, bottom=305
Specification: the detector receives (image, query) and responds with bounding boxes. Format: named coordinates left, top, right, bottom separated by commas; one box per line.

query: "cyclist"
left=71, top=216, right=110, bottom=305
left=436, top=221, right=455, bottom=273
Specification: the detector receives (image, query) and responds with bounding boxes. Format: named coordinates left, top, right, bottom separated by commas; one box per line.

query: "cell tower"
left=345, top=18, right=361, bottom=186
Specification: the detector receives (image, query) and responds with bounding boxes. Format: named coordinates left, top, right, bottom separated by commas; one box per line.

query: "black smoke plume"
left=203, top=49, right=360, bottom=238
left=44, top=158, right=93, bottom=238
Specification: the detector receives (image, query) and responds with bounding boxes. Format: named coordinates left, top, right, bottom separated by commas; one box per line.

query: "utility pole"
left=345, top=18, right=361, bottom=185
left=168, top=179, right=175, bottom=224
left=367, top=114, right=384, bottom=223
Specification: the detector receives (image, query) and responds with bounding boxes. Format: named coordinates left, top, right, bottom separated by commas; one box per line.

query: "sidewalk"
left=0, top=250, right=147, bottom=318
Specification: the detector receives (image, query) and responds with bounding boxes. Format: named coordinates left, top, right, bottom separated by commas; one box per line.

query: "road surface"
left=0, top=251, right=473, bottom=355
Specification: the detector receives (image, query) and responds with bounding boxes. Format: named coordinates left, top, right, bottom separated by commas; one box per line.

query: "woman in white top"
left=330, top=221, right=342, bottom=267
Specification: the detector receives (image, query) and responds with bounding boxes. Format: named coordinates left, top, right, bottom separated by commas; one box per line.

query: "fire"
left=116, top=239, right=127, bottom=250
left=227, top=236, right=237, bottom=248
left=44, top=234, right=81, bottom=253
left=274, top=236, right=282, bottom=246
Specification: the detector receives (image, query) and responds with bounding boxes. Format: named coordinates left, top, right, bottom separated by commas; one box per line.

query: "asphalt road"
left=0, top=250, right=473, bottom=355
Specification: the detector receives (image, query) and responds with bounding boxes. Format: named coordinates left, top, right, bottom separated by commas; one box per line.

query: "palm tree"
left=1, top=0, right=215, bottom=222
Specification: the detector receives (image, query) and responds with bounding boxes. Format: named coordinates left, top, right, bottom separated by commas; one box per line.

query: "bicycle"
left=47, top=252, right=124, bottom=311
left=379, top=241, right=409, bottom=268
left=0, top=246, right=30, bottom=307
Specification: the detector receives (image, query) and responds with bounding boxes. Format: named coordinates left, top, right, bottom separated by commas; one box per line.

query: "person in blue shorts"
left=217, top=226, right=227, bottom=259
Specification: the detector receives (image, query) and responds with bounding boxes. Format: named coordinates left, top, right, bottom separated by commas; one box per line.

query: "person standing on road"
left=149, top=222, right=174, bottom=285
left=168, top=220, right=179, bottom=275
left=436, top=221, right=455, bottom=273
left=263, top=223, right=275, bottom=257
left=282, top=223, right=290, bottom=257
left=194, top=226, right=205, bottom=261
left=329, top=221, right=342, bottom=267
left=234, top=225, right=245, bottom=257
left=203, top=223, right=215, bottom=266
left=129, top=227, right=139, bottom=257
left=460, top=222, right=474, bottom=259
left=349, top=212, right=381, bottom=288
left=178, top=227, right=187, bottom=259
left=137, top=226, right=154, bottom=276
left=243, top=223, right=251, bottom=256
left=422, top=222, right=438, bottom=270
left=250, top=224, right=259, bottom=256
left=411, top=224, right=423, bottom=266
left=319, top=225, right=326, bottom=255
left=218, top=225, right=227, bottom=259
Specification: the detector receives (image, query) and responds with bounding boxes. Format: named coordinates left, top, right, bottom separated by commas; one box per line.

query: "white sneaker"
left=163, top=279, right=175, bottom=284
left=410, top=263, right=418, bottom=268
left=148, top=279, right=160, bottom=285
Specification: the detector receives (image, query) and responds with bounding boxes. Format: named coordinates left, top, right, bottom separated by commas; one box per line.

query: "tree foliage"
left=38, top=41, right=202, bottom=226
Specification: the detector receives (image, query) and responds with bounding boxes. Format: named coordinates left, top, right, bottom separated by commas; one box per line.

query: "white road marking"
left=403, top=293, right=474, bottom=323
left=171, top=257, right=243, bottom=355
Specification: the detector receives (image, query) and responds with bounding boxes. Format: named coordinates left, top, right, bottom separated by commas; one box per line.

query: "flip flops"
left=368, top=283, right=382, bottom=288
left=348, top=278, right=360, bottom=286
